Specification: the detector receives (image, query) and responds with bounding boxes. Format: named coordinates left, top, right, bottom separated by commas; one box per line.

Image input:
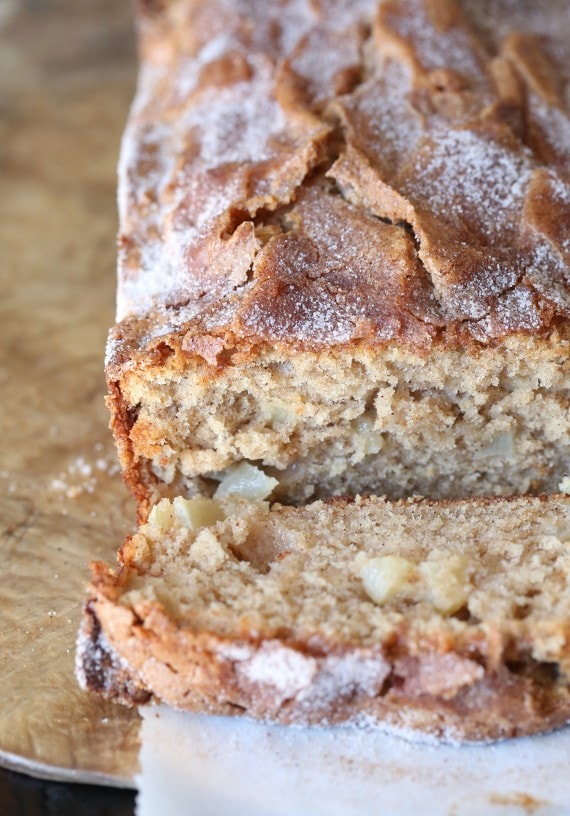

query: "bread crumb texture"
left=121, top=495, right=570, bottom=645
left=121, top=339, right=570, bottom=507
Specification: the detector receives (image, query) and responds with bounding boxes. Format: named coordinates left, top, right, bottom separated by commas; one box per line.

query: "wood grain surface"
left=0, top=0, right=141, bottom=786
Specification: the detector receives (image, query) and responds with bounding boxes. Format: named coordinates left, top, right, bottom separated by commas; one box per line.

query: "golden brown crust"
left=106, top=0, right=570, bottom=381
left=104, top=0, right=570, bottom=511
left=105, top=383, right=147, bottom=522
left=76, top=593, right=152, bottom=707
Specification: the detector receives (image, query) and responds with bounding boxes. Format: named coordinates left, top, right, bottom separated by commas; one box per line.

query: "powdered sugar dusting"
left=463, top=0, right=570, bottom=47
left=241, top=284, right=359, bottom=345
left=75, top=614, right=138, bottom=695
left=383, top=0, right=487, bottom=83
left=297, top=652, right=390, bottom=711
left=234, top=643, right=390, bottom=715
left=288, top=0, right=377, bottom=107
left=525, top=241, right=570, bottom=316
left=239, top=642, right=317, bottom=699
left=469, top=286, right=545, bottom=342
left=184, top=72, right=286, bottom=170
left=111, top=0, right=570, bottom=359
left=215, top=0, right=317, bottom=56
left=170, top=31, right=238, bottom=102
left=340, top=60, right=422, bottom=182
left=116, top=29, right=326, bottom=322
left=404, top=128, right=533, bottom=241
left=530, top=93, right=570, bottom=171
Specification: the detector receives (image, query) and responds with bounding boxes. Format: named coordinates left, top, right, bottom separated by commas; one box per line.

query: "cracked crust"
left=107, top=0, right=570, bottom=378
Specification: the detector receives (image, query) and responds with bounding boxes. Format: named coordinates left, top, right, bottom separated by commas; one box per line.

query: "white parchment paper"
left=137, top=705, right=570, bottom=816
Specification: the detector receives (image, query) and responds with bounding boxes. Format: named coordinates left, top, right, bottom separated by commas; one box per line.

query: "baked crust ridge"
left=78, top=561, right=570, bottom=743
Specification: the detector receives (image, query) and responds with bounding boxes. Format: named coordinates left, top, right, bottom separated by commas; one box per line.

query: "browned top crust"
left=107, top=0, right=570, bottom=375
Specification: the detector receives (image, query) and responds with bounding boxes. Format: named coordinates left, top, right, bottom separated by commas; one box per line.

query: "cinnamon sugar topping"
left=108, top=0, right=570, bottom=372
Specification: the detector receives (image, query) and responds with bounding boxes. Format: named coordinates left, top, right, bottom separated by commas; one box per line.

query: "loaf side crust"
left=81, top=0, right=570, bottom=743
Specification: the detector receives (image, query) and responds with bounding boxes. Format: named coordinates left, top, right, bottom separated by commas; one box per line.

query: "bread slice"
left=108, top=0, right=570, bottom=519
left=77, top=493, right=570, bottom=743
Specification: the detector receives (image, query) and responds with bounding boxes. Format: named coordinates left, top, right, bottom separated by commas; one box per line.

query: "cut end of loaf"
left=114, top=336, right=570, bottom=514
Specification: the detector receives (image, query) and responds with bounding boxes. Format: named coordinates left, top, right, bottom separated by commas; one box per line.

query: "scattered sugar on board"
left=49, top=450, right=120, bottom=499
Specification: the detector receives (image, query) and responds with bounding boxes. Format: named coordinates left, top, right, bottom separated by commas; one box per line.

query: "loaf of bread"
left=78, top=493, right=570, bottom=742
left=77, top=0, right=570, bottom=742
left=108, top=0, right=570, bottom=518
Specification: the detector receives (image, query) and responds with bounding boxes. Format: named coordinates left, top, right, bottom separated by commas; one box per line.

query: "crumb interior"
left=120, top=495, right=570, bottom=653
left=122, top=335, right=570, bottom=507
